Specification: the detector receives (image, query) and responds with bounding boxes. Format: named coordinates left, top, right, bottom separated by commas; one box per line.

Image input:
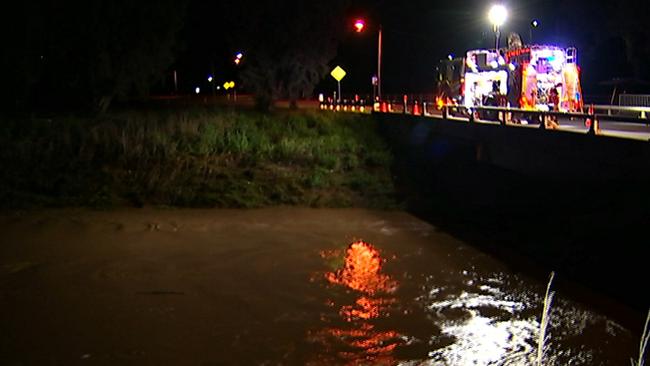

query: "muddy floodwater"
left=0, top=208, right=641, bottom=365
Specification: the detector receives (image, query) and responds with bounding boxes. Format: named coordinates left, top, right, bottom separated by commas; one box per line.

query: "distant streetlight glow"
left=448, top=54, right=454, bottom=60
left=208, top=76, right=213, bottom=82
left=530, top=20, right=539, bottom=43
left=354, top=19, right=365, bottom=33
left=195, top=87, right=200, bottom=94
left=233, top=52, right=244, bottom=65
left=488, top=4, right=507, bottom=50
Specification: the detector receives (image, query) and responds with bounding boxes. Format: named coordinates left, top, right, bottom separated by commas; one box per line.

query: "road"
left=424, top=109, right=650, bottom=141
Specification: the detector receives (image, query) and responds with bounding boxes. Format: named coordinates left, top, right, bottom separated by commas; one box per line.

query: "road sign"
left=330, top=66, right=347, bottom=82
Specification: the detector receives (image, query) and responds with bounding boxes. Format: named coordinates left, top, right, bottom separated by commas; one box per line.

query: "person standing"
left=546, top=85, right=561, bottom=129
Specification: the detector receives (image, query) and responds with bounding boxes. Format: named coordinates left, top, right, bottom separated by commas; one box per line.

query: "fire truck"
left=435, top=42, right=583, bottom=114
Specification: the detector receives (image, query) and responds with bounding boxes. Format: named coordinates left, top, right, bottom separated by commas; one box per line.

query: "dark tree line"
left=1, top=0, right=351, bottom=113
left=2, top=0, right=187, bottom=114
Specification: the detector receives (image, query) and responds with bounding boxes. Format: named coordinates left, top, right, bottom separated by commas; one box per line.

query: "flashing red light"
left=354, top=19, right=365, bottom=33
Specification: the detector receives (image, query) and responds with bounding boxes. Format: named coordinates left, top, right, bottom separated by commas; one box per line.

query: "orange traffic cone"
left=380, top=101, right=388, bottom=113
left=413, top=100, right=421, bottom=115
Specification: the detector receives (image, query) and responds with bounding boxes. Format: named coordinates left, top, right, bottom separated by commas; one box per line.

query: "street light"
left=488, top=4, right=507, bottom=50
left=354, top=18, right=383, bottom=100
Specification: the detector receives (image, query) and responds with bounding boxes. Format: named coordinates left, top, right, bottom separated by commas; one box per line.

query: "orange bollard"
left=413, top=100, right=421, bottom=115
left=585, top=103, right=600, bottom=134
left=380, top=101, right=388, bottom=113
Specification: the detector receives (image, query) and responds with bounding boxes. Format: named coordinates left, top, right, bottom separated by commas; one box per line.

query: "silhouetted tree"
left=222, top=0, right=347, bottom=110
left=2, top=0, right=187, bottom=113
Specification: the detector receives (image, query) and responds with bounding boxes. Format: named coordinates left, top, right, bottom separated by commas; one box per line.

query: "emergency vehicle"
left=435, top=44, right=583, bottom=113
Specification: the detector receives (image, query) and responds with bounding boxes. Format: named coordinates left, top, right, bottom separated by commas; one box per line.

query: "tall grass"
left=0, top=107, right=396, bottom=208
left=537, top=271, right=555, bottom=366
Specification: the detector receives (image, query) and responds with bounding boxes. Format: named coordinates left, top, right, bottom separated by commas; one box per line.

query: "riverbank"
left=0, top=108, right=396, bottom=209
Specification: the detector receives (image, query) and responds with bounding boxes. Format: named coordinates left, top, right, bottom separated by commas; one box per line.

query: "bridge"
left=322, top=96, right=650, bottom=140
left=321, top=97, right=650, bottom=313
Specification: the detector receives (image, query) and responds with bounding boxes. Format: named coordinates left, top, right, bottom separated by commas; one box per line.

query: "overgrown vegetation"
left=0, top=108, right=397, bottom=209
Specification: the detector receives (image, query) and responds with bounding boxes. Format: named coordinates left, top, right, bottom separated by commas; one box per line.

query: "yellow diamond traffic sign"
left=330, top=66, right=347, bottom=82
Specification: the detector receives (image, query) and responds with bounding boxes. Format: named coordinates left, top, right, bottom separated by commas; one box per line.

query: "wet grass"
left=0, top=107, right=397, bottom=209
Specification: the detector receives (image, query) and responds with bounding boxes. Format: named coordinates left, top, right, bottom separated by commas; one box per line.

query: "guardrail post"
left=539, top=113, right=546, bottom=130
left=442, top=105, right=448, bottom=119
left=586, top=104, right=599, bottom=135
left=499, top=108, right=506, bottom=126
left=587, top=114, right=598, bottom=135
left=468, top=108, right=474, bottom=123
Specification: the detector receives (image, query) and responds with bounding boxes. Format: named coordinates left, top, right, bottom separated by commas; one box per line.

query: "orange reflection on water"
left=327, top=323, right=400, bottom=357
left=311, top=241, right=402, bottom=365
left=340, top=296, right=396, bottom=322
left=325, top=241, right=397, bottom=297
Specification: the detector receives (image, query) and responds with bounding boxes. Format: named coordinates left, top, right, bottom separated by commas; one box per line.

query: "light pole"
left=354, top=19, right=383, bottom=100
left=530, top=20, right=539, bottom=44
left=377, top=26, right=382, bottom=100
left=488, top=4, right=507, bottom=50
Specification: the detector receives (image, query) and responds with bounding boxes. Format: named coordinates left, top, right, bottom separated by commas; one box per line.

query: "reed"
left=631, top=309, right=650, bottom=366
left=537, top=271, right=555, bottom=366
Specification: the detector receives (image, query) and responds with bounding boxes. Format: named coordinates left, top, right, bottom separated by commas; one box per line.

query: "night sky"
left=175, top=0, right=643, bottom=99
left=3, top=0, right=646, bottom=112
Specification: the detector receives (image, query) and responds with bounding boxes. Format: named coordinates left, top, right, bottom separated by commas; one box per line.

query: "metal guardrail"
left=319, top=98, right=650, bottom=139
left=592, top=104, right=650, bottom=120
left=440, top=104, right=601, bottom=135
left=619, top=94, right=650, bottom=108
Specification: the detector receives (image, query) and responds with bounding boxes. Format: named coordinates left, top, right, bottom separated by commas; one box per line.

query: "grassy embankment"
left=0, top=108, right=397, bottom=209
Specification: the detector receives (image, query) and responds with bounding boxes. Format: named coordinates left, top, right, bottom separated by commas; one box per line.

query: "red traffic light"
left=354, top=19, right=365, bottom=32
